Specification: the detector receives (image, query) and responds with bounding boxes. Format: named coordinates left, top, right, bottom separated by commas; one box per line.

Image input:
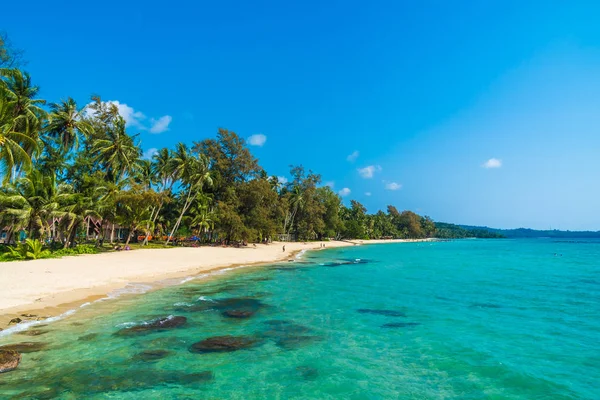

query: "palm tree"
left=165, top=143, right=212, bottom=245
left=91, top=115, right=141, bottom=182
left=0, top=97, right=37, bottom=183
left=188, top=195, right=215, bottom=241
left=46, top=97, right=92, bottom=154
left=58, top=188, right=101, bottom=248
left=0, top=168, right=60, bottom=241
left=0, top=68, right=47, bottom=144
left=284, top=186, right=305, bottom=234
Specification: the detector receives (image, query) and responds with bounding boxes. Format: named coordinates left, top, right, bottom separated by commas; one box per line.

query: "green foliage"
left=49, top=244, right=99, bottom=258
left=3, top=239, right=51, bottom=260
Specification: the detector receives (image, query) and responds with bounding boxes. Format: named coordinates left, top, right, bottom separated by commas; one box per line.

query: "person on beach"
left=283, top=245, right=286, bottom=252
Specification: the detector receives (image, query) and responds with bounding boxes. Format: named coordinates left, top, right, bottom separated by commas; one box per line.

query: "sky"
left=3, top=1, right=600, bottom=230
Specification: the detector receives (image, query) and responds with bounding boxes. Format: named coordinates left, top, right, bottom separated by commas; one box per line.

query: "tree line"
left=0, top=66, right=447, bottom=250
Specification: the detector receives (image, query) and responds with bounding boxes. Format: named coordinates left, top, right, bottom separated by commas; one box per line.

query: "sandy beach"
left=0, top=239, right=431, bottom=328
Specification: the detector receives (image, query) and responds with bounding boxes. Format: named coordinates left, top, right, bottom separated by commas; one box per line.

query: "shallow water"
left=1, top=239, right=599, bottom=399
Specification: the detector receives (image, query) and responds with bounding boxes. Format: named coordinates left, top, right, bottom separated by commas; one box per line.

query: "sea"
left=0, top=239, right=598, bottom=399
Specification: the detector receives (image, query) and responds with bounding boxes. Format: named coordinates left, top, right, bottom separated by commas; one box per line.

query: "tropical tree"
left=46, top=97, right=92, bottom=154
left=0, top=68, right=46, bottom=143
left=0, top=168, right=60, bottom=240
left=90, top=114, right=141, bottom=182
left=165, top=143, right=212, bottom=245
left=0, top=96, right=36, bottom=183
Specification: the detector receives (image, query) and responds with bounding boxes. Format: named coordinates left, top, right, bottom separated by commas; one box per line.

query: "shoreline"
left=0, top=239, right=433, bottom=330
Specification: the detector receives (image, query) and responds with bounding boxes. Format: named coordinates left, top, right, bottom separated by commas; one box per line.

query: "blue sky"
left=4, top=1, right=600, bottom=230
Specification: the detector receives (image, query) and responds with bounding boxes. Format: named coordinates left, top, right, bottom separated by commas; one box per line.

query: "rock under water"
left=0, top=342, right=48, bottom=353
left=0, top=350, right=21, bottom=373
left=189, top=335, right=260, bottom=353
left=115, top=316, right=187, bottom=336
left=222, top=310, right=255, bottom=319
left=381, top=322, right=421, bottom=328
left=296, top=366, right=319, bottom=380
left=357, top=309, right=406, bottom=317
left=16, top=329, right=50, bottom=336
left=133, top=349, right=172, bottom=362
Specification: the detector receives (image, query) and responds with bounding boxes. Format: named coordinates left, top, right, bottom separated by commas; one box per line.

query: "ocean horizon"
left=0, top=239, right=598, bottom=399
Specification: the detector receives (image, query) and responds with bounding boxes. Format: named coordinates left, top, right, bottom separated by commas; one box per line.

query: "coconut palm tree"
left=284, top=186, right=305, bottom=234
left=165, top=143, right=212, bottom=245
left=0, top=96, right=37, bottom=183
left=46, top=97, right=92, bottom=154
left=91, top=115, right=141, bottom=183
left=0, top=168, right=61, bottom=240
left=0, top=68, right=47, bottom=143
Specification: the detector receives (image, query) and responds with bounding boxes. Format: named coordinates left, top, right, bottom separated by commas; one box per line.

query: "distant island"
left=435, top=223, right=600, bottom=239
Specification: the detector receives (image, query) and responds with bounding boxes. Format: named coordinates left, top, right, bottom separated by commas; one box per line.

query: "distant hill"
left=434, top=223, right=505, bottom=239
left=436, top=223, right=600, bottom=239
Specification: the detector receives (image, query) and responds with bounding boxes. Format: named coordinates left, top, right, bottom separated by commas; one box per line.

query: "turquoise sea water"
left=0, top=239, right=599, bottom=399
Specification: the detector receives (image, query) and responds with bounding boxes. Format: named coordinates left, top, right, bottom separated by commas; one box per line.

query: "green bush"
left=4, top=239, right=51, bottom=260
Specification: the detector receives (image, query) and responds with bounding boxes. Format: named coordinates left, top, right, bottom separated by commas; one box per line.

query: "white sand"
left=0, top=239, right=433, bottom=322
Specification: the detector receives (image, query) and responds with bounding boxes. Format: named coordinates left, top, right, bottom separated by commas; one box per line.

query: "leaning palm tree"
left=165, top=143, right=212, bottom=245
left=284, top=186, right=305, bottom=234
left=46, top=97, right=92, bottom=154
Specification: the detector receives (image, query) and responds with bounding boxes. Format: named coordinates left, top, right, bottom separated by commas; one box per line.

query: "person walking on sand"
left=283, top=245, right=286, bottom=252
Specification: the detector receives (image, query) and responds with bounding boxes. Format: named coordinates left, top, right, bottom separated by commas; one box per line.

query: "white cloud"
left=142, top=147, right=158, bottom=160
left=277, top=176, right=288, bottom=184
left=482, top=158, right=502, bottom=169
left=365, top=192, right=372, bottom=196
left=346, top=150, right=359, bottom=162
left=338, top=187, right=351, bottom=196
left=357, top=165, right=382, bottom=179
left=248, top=134, right=267, bottom=147
left=149, top=115, right=172, bottom=134
left=325, top=181, right=335, bottom=188
left=385, top=182, right=402, bottom=191
left=85, top=100, right=171, bottom=134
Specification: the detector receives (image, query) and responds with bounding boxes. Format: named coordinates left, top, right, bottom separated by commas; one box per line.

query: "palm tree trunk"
left=125, top=226, right=134, bottom=246
left=64, top=222, right=79, bottom=249
left=166, top=187, right=194, bottom=246
left=110, top=223, right=115, bottom=244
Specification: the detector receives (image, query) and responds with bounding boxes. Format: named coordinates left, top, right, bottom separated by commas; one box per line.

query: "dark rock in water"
left=296, top=366, right=319, bottom=380
left=8, top=317, right=22, bottom=325
left=223, top=310, right=255, bottom=319
left=357, top=309, right=406, bottom=317
left=0, top=350, right=21, bottom=373
left=115, top=316, right=187, bottom=336
left=275, top=335, right=321, bottom=350
left=213, top=297, right=264, bottom=312
left=133, top=349, right=171, bottom=362
left=16, top=329, right=49, bottom=336
left=381, top=322, right=421, bottom=328
left=0, top=342, right=47, bottom=353
left=262, top=320, right=312, bottom=337
left=77, top=333, right=98, bottom=342
left=261, top=320, right=320, bottom=350
left=174, top=371, right=214, bottom=384
left=250, top=276, right=272, bottom=282
left=190, top=335, right=259, bottom=353
left=471, top=303, right=502, bottom=309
